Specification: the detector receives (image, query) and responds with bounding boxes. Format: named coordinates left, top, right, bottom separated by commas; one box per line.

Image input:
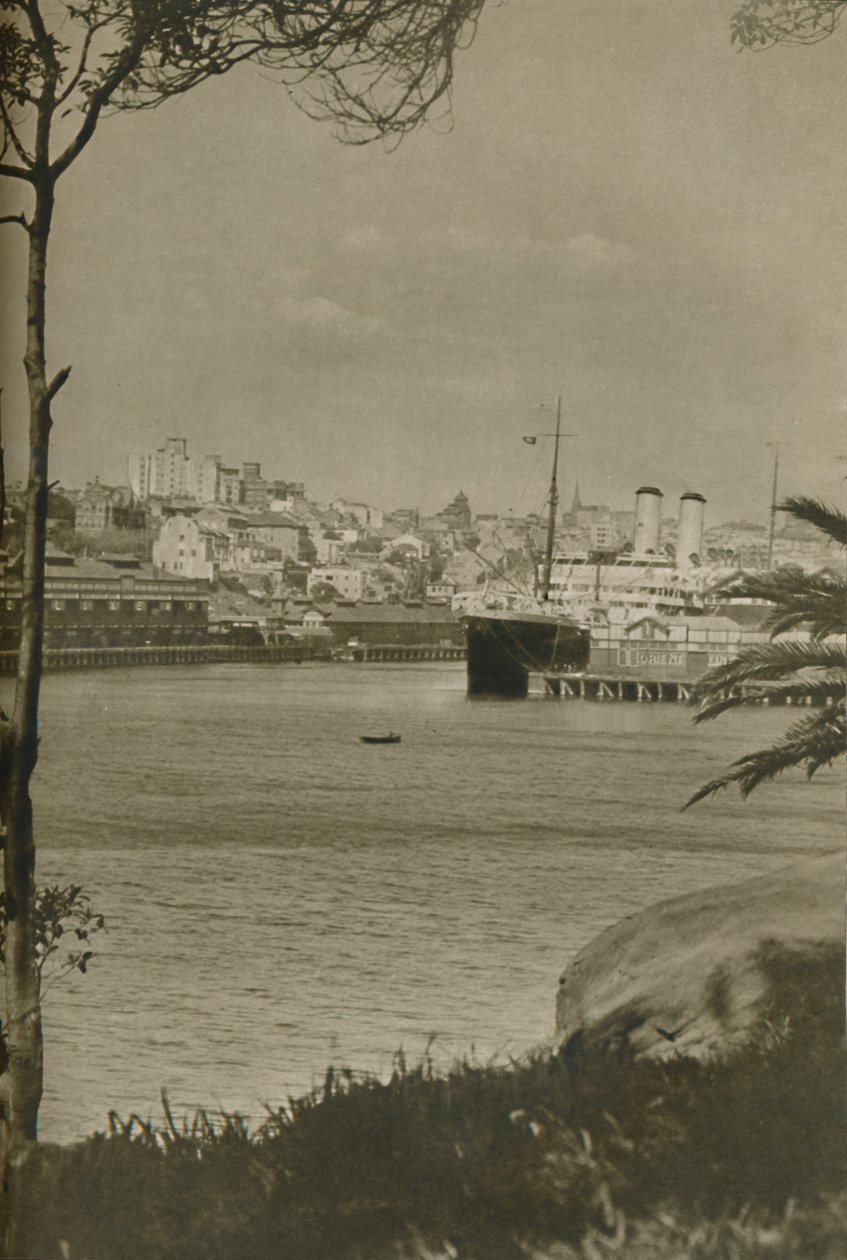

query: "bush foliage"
left=9, top=980, right=845, bottom=1260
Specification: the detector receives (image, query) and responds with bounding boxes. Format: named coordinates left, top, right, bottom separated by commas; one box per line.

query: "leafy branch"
left=731, top=1, right=846, bottom=48
left=0, top=882, right=105, bottom=990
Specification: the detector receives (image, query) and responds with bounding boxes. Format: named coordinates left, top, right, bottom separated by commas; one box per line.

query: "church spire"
left=571, top=479, right=582, bottom=513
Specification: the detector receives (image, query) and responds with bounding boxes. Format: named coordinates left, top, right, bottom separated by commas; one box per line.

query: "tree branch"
left=0, top=161, right=34, bottom=182
left=55, top=24, right=96, bottom=109
left=46, top=365, right=71, bottom=401
left=51, top=30, right=146, bottom=178
left=0, top=96, right=35, bottom=168
left=0, top=213, right=30, bottom=231
left=56, top=9, right=119, bottom=109
left=21, top=0, right=60, bottom=76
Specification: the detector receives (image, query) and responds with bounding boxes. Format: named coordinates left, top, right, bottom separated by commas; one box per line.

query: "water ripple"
left=24, top=661, right=841, bottom=1142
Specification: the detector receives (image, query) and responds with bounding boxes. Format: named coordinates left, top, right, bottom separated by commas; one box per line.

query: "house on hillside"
left=307, top=566, right=364, bottom=601
left=74, top=482, right=136, bottom=534
left=243, top=510, right=306, bottom=562
left=384, top=532, right=430, bottom=561
left=153, top=514, right=229, bottom=582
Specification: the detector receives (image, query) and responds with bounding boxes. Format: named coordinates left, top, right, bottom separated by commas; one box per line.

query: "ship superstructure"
left=455, top=399, right=590, bottom=698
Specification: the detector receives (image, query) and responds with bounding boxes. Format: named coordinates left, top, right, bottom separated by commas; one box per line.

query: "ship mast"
left=540, top=396, right=562, bottom=601
left=766, top=440, right=779, bottom=570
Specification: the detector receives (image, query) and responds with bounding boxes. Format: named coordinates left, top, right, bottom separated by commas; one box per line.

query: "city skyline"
left=1, top=1, right=844, bottom=524
left=27, top=431, right=793, bottom=530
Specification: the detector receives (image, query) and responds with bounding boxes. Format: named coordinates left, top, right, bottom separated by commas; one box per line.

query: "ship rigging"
left=455, top=398, right=590, bottom=698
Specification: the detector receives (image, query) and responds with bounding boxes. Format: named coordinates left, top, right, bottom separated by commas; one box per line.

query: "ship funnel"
left=677, top=492, right=706, bottom=573
left=633, top=486, right=663, bottom=554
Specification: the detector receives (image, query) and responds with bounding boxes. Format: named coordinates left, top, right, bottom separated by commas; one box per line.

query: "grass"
left=6, top=965, right=845, bottom=1260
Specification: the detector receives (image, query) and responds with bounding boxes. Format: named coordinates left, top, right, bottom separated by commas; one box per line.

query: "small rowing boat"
left=359, top=732, right=401, bottom=745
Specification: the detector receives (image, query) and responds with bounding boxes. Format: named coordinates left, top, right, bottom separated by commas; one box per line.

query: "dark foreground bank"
left=5, top=952, right=845, bottom=1260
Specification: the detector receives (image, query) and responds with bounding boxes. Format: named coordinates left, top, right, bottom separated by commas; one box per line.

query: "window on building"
left=53, top=599, right=65, bottom=610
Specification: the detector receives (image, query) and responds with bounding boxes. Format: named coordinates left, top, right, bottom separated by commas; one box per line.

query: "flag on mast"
left=522, top=435, right=537, bottom=445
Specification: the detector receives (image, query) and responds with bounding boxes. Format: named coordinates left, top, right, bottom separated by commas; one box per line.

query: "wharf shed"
left=283, top=599, right=462, bottom=648
left=0, top=549, right=209, bottom=650
left=588, top=613, right=775, bottom=682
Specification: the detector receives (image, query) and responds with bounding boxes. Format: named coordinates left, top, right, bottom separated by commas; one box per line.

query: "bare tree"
left=0, top=0, right=485, bottom=1146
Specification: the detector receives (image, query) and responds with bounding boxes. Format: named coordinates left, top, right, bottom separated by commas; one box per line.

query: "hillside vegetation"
left=8, top=972, right=845, bottom=1260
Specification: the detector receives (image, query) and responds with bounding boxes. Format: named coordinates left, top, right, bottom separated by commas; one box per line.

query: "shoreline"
left=0, top=643, right=467, bottom=674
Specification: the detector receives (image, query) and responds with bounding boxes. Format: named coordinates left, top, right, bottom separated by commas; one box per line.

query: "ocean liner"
left=456, top=401, right=590, bottom=698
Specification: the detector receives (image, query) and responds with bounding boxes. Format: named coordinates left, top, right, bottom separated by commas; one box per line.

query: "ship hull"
left=461, top=610, right=590, bottom=698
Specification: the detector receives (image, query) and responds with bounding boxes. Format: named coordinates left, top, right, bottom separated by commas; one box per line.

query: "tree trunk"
left=1, top=174, right=56, bottom=1144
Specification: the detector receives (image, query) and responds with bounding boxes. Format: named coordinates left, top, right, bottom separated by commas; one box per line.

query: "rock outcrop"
left=555, top=851, right=845, bottom=1061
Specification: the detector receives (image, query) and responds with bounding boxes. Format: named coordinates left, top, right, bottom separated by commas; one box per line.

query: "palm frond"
left=778, top=495, right=847, bottom=546
left=764, top=599, right=845, bottom=640
left=691, top=692, right=752, bottom=723
left=709, top=568, right=845, bottom=640
left=690, top=640, right=846, bottom=701
left=693, top=670, right=845, bottom=723
left=715, top=567, right=840, bottom=602
left=687, top=492, right=846, bottom=806
left=684, top=705, right=846, bottom=808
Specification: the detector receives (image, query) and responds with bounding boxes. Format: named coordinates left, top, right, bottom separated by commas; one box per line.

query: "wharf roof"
left=664, top=614, right=745, bottom=632
left=320, top=601, right=457, bottom=625
left=43, top=550, right=200, bottom=586
left=682, top=615, right=750, bottom=631
left=283, top=599, right=457, bottom=625
left=44, top=548, right=76, bottom=566
left=96, top=553, right=142, bottom=568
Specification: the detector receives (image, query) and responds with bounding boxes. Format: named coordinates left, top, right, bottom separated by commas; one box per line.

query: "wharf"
left=0, top=643, right=322, bottom=675
left=0, top=642, right=465, bottom=675
left=536, top=673, right=819, bottom=704
left=346, top=644, right=466, bottom=663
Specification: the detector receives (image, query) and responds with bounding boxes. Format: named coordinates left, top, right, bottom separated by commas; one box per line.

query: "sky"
left=1, top=0, right=845, bottom=525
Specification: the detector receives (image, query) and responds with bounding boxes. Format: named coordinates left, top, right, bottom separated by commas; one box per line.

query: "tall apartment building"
left=129, top=437, right=197, bottom=500
left=128, top=439, right=305, bottom=509
left=158, top=437, right=193, bottom=497
left=196, top=455, right=222, bottom=504
left=241, top=462, right=268, bottom=510
left=218, top=466, right=242, bottom=505
left=127, top=452, right=154, bottom=501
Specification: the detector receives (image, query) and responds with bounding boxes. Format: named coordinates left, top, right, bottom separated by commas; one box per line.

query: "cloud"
left=339, top=223, right=633, bottom=274
left=277, top=294, right=381, bottom=335
left=425, top=226, right=634, bottom=276
left=345, top=225, right=383, bottom=250
left=290, top=296, right=356, bottom=325
left=564, top=233, right=633, bottom=270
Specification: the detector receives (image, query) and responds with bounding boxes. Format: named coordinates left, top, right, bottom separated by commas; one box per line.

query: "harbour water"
left=23, top=661, right=840, bottom=1143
